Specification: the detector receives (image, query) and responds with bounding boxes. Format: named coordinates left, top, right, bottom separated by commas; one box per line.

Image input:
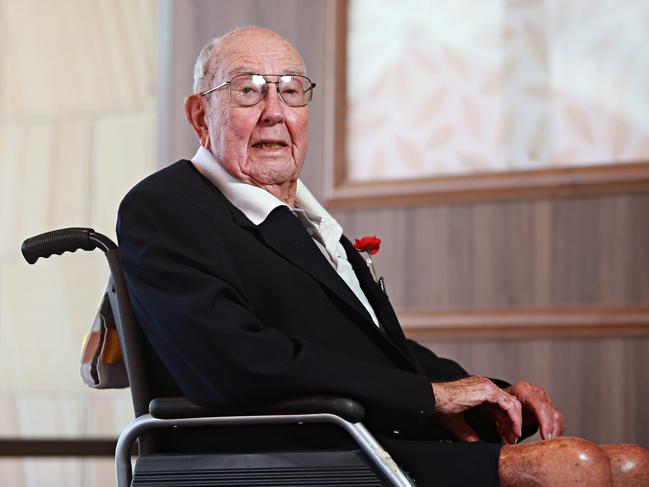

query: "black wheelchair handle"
left=21, top=227, right=117, bottom=264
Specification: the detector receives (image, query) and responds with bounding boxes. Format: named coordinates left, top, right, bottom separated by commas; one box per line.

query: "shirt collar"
left=190, top=146, right=337, bottom=226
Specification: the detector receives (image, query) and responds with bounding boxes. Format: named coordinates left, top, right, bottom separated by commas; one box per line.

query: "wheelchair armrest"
left=149, top=396, right=366, bottom=423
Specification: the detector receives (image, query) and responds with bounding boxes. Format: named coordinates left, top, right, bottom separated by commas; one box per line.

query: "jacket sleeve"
left=404, top=341, right=538, bottom=441
left=406, top=339, right=470, bottom=382
left=117, top=186, right=436, bottom=436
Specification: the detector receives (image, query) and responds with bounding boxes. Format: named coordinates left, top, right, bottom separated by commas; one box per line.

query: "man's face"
left=203, top=31, right=309, bottom=189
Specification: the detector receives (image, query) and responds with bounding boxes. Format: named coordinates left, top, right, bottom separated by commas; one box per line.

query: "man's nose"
left=259, top=83, right=285, bottom=126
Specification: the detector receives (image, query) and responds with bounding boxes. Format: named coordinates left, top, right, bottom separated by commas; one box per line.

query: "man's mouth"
left=252, top=141, right=288, bottom=149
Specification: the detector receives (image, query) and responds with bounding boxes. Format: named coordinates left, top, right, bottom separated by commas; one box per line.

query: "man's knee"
left=552, top=437, right=611, bottom=473
left=601, top=443, right=649, bottom=486
left=500, top=437, right=611, bottom=486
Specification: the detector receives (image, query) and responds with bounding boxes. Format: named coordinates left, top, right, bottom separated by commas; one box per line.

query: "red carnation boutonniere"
left=353, top=235, right=386, bottom=292
left=353, top=235, right=381, bottom=255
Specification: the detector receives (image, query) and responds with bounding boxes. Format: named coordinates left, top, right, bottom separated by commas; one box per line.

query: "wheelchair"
left=22, top=227, right=415, bottom=487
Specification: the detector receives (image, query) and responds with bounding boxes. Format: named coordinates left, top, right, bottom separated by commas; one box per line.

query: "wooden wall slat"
left=532, top=200, right=553, bottom=305
left=631, top=196, right=649, bottom=300
left=334, top=193, right=649, bottom=310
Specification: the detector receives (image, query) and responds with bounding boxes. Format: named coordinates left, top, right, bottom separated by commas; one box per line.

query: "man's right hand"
left=431, top=376, right=523, bottom=444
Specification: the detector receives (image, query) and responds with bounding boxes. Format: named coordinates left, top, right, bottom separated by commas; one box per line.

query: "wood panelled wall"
left=335, top=194, right=649, bottom=309
left=159, top=0, right=649, bottom=448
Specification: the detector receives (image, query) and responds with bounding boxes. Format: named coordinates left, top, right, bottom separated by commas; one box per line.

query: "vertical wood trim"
left=333, top=0, right=348, bottom=188
left=322, top=0, right=347, bottom=201
left=156, top=0, right=175, bottom=167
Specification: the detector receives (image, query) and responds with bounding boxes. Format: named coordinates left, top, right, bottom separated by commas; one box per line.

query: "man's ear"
left=184, top=94, right=211, bottom=149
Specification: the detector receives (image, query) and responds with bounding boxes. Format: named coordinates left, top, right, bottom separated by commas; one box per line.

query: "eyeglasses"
left=201, top=73, right=316, bottom=107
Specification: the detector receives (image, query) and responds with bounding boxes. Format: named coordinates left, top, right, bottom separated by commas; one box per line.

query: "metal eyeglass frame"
left=200, top=73, right=316, bottom=107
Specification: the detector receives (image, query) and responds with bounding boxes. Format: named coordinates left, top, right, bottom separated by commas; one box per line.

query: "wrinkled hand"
left=504, top=381, right=564, bottom=440
left=432, top=376, right=523, bottom=444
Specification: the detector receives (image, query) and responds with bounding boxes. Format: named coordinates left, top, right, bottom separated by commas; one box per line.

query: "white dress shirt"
left=191, top=146, right=380, bottom=327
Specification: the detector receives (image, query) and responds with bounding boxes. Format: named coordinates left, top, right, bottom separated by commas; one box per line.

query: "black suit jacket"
left=117, top=159, right=470, bottom=433
left=117, top=160, right=504, bottom=486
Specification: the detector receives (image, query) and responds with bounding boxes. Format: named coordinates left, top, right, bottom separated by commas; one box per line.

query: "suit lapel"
left=257, top=208, right=419, bottom=371
left=257, top=206, right=377, bottom=327
left=341, top=236, right=421, bottom=371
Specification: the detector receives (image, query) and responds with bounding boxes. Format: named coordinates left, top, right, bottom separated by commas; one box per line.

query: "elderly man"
left=117, top=27, right=649, bottom=486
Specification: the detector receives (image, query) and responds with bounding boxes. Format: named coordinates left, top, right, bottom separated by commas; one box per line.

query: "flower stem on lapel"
left=364, top=253, right=379, bottom=282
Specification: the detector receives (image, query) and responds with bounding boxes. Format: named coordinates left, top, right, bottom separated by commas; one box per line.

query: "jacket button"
left=392, top=429, right=400, bottom=436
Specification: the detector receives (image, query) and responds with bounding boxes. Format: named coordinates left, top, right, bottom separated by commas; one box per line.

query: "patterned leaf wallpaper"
left=346, top=0, right=649, bottom=181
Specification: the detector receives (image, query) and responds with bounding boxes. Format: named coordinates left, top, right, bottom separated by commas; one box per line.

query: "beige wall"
left=0, top=0, right=157, bottom=485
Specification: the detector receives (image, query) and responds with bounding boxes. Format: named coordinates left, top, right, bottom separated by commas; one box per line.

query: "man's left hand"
left=505, top=381, right=565, bottom=440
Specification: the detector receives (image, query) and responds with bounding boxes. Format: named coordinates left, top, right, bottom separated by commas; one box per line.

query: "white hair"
left=192, top=26, right=306, bottom=94
left=192, top=33, right=225, bottom=93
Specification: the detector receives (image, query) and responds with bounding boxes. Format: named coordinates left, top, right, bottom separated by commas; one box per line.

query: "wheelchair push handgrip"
left=21, top=227, right=117, bottom=264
